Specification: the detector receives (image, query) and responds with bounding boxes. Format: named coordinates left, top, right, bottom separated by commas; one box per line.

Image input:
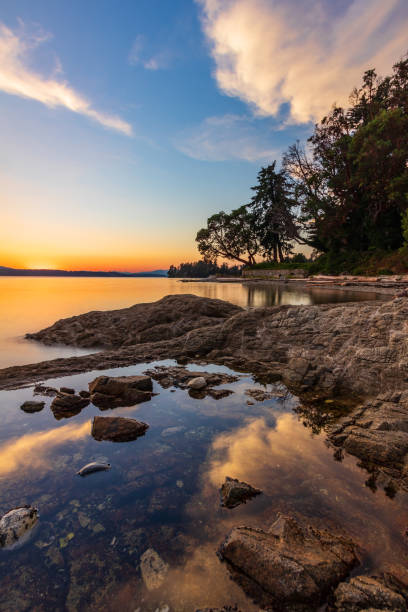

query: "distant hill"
left=0, top=266, right=168, bottom=278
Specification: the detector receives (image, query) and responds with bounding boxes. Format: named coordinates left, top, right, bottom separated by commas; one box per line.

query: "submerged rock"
left=20, top=400, right=45, bottom=413
left=0, top=505, right=39, bottom=549
left=220, top=477, right=262, bottom=509
left=89, top=375, right=153, bottom=409
left=140, top=547, right=168, bottom=590
left=245, top=387, right=286, bottom=402
left=333, top=574, right=407, bottom=611
left=207, top=388, right=234, bottom=400
left=218, top=514, right=358, bottom=611
left=77, top=462, right=111, bottom=476
left=91, top=416, right=149, bottom=442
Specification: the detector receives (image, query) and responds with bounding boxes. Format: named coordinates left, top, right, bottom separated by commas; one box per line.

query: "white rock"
left=140, top=548, right=168, bottom=590
left=0, top=505, right=39, bottom=549
left=187, top=376, right=207, bottom=390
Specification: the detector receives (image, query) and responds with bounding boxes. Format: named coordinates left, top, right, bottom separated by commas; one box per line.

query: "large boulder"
left=91, top=416, right=149, bottom=442
left=218, top=514, right=358, bottom=611
left=88, top=375, right=153, bottom=409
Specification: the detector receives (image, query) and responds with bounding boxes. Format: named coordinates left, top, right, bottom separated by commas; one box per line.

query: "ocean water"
left=0, top=276, right=386, bottom=368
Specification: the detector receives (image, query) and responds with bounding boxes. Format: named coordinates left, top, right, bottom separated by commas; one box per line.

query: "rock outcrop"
left=218, top=514, right=358, bottom=611
left=91, top=416, right=149, bottom=442
left=88, top=374, right=153, bottom=409
left=26, top=294, right=242, bottom=349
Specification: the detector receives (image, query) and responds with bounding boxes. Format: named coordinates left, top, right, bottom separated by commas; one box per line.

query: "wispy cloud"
left=0, top=22, right=132, bottom=135
left=176, top=114, right=278, bottom=162
left=197, top=0, right=408, bottom=124
left=128, top=34, right=170, bottom=71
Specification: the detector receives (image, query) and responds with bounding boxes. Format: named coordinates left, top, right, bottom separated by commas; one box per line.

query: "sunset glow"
left=1, top=0, right=407, bottom=271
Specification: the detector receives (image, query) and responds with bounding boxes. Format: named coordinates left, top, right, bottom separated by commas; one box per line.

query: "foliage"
left=168, top=260, right=242, bottom=278
left=283, top=56, right=408, bottom=255
left=402, top=209, right=408, bottom=245
left=247, top=162, right=300, bottom=261
left=195, top=206, right=261, bottom=266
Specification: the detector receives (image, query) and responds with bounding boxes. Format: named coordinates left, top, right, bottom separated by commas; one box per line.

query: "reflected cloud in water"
left=0, top=421, right=90, bottom=477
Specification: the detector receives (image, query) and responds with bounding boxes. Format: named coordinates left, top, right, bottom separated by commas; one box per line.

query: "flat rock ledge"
left=218, top=514, right=359, bottom=611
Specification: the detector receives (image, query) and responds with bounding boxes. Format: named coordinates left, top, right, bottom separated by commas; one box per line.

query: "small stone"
left=79, top=390, right=90, bottom=398
left=60, top=387, right=75, bottom=394
left=20, top=400, right=45, bottom=413
left=187, top=377, right=207, bottom=390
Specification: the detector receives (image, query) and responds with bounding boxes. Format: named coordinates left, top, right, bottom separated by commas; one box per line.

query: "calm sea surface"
left=0, top=276, right=386, bottom=368
left=0, top=277, right=401, bottom=611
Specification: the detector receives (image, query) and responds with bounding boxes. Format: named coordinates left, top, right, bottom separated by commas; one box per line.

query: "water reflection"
left=0, top=361, right=406, bottom=611
left=0, top=421, right=90, bottom=477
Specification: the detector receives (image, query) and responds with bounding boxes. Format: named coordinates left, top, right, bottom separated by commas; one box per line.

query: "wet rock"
left=60, top=386, right=75, bottom=394
left=333, top=574, right=407, bottom=611
left=33, top=384, right=57, bottom=396
left=328, top=391, right=408, bottom=490
left=0, top=505, right=39, bottom=549
left=188, top=376, right=207, bottom=390
left=89, top=374, right=153, bottom=409
left=91, top=416, right=149, bottom=442
left=218, top=514, right=358, bottom=610
left=79, top=389, right=90, bottom=398
left=50, top=393, right=89, bottom=419
left=20, top=400, right=45, bottom=413
left=207, top=388, right=234, bottom=400
left=245, top=387, right=286, bottom=402
left=144, top=365, right=239, bottom=391
left=220, top=477, right=262, bottom=509
left=77, top=462, right=111, bottom=476
left=140, top=547, right=168, bottom=590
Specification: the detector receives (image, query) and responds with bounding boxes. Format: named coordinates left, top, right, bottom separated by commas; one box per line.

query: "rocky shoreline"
left=1, top=293, right=408, bottom=609
left=1, top=294, right=408, bottom=489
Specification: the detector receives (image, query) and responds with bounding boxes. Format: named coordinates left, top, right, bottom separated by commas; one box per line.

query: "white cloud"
left=197, top=0, right=408, bottom=124
left=176, top=114, right=278, bottom=162
left=0, top=22, right=132, bottom=135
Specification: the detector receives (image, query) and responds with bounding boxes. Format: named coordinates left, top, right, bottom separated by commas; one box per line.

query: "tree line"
left=195, top=55, right=408, bottom=270
left=167, top=261, right=242, bottom=278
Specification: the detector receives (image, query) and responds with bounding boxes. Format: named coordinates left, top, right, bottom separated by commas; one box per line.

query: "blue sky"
left=0, top=0, right=407, bottom=270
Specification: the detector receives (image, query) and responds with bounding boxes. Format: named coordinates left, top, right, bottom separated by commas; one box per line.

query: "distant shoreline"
left=0, top=266, right=168, bottom=278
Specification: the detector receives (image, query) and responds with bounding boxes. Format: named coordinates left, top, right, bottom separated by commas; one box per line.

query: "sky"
left=0, top=0, right=407, bottom=271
